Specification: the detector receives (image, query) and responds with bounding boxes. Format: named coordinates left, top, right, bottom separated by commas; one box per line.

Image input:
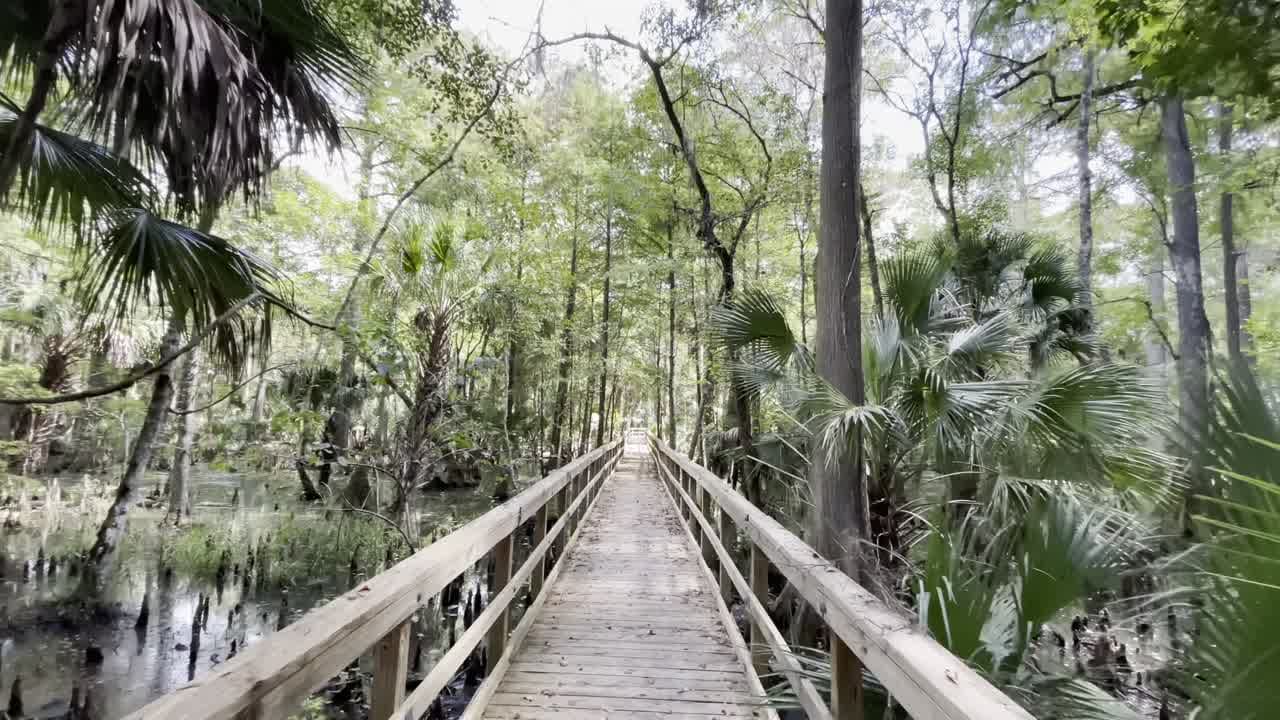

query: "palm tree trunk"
left=812, top=0, right=870, bottom=580
left=1161, top=94, right=1212, bottom=517
left=1077, top=50, right=1096, bottom=307
left=165, top=350, right=199, bottom=525
left=81, top=315, right=183, bottom=600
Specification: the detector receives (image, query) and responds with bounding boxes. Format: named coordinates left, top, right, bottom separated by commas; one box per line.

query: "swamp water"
left=0, top=468, right=523, bottom=719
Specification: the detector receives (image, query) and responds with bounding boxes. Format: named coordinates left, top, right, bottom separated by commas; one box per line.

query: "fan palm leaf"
left=6, top=0, right=366, bottom=214
left=77, top=209, right=283, bottom=371
left=0, top=97, right=150, bottom=236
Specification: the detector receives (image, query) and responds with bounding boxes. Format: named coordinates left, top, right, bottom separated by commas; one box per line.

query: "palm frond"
left=69, top=0, right=367, bottom=213
left=1189, top=364, right=1280, bottom=720
left=711, top=287, right=811, bottom=372
left=0, top=97, right=151, bottom=236
left=943, top=311, right=1022, bottom=378
left=882, top=251, right=950, bottom=335
left=1017, top=364, right=1159, bottom=457
left=78, top=209, right=284, bottom=371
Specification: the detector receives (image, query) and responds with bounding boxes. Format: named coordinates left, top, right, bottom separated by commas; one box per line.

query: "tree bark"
left=1161, top=95, right=1212, bottom=512
left=548, top=194, right=582, bottom=465
left=1218, top=103, right=1250, bottom=362
left=82, top=316, right=183, bottom=599
left=1144, top=212, right=1169, bottom=383
left=812, top=0, right=871, bottom=580
left=594, top=210, right=612, bottom=448
left=1077, top=50, right=1096, bottom=307
left=165, top=350, right=199, bottom=524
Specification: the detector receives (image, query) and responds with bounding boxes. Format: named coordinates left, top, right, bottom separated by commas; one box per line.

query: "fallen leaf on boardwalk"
left=945, top=668, right=958, bottom=683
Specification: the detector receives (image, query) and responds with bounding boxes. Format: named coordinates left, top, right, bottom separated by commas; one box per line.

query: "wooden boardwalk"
left=481, top=445, right=769, bottom=719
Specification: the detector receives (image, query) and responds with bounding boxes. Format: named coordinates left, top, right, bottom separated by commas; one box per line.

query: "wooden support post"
left=486, top=533, right=515, bottom=669
left=530, top=503, right=549, bottom=598
left=699, top=489, right=715, bottom=570
left=371, top=619, right=411, bottom=720
left=831, top=635, right=865, bottom=720
left=717, top=506, right=733, bottom=601
left=749, top=542, right=770, bottom=677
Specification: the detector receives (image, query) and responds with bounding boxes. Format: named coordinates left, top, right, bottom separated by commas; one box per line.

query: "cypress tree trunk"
left=1219, top=103, right=1250, bottom=362
left=859, top=187, right=883, bottom=319
left=1161, top=95, right=1212, bottom=512
left=1144, top=212, right=1169, bottom=384
left=667, top=217, right=677, bottom=447
left=594, top=211, right=612, bottom=448
left=812, top=0, right=870, bottom=579
left=1076, top=50, right=1096, bottom=307
left=548, top=193, right=581, bottom=466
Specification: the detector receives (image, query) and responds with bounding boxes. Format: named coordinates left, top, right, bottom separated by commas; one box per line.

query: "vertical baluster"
left=749, top=542, right=770, bottom=677
left=698, top=488, right=714, bottom=568
left=530, top=503, right=549, bottom=598
left=831, top=635, right=865, bottom=720
left=371, top=619, right=411, bottom=720
left=716, top=506, right=733, bottom=601
left=486, top=533, right=515, bottom=670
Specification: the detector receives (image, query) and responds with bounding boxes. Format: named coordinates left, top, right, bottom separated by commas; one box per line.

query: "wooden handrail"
left=647, top=434, right=1032, bottom=720
left=126, top=439, right=624, bottom=720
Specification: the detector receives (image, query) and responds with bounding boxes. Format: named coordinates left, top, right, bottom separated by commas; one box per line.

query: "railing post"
left=371, top=620, right=411, bottom=720
left=749, top=541, right=770, bottom=677
left=832, top=636, right=866, bottom=720
left=699, top=488, right=715, bottom=569
left=530, top=502, right=549, bottom=598
left=717, top=506, right=733, bottom=601
left=486, top=532, right=515, bottom=670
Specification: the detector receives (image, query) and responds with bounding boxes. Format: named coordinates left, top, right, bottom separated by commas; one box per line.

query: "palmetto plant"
left=715, top=230, right=1180, bottom=716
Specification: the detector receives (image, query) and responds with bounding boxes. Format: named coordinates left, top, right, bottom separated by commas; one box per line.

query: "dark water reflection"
left=0, top=468, right=514, bottom=719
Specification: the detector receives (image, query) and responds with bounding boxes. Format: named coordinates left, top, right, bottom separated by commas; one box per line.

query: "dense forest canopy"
left=1, top=0, right=1279, bottom=718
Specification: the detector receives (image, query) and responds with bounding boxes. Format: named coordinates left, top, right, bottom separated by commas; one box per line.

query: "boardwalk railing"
left=647, top=434, right=1032, bottom=720
left=127, top=439, right=624, bottom=720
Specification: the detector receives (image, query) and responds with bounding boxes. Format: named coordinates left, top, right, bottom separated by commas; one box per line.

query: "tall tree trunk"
left=859, top=186, right=883, bottom=319
left=1144, top=213, right=1169, bottom=383
left=667, top=217, right=677, bottom=447
left=1218, top=103, right=1250, bottom=362
left=654, top=336, right=664, bottom=438
left=548, top=195, right=581, bottom=465
left=1077, top=50, right=1096, bottom=306
left=165, top=350, right=199, bottom=525
left=812, top=0, right=870, bottom=580
left=82, top=316, right=184, bottom=600
left=1161, top=95, right=1212, bottom=516
left=249, top=351, right=269, bottom=441
left=595, top=212, right=612, bottom=448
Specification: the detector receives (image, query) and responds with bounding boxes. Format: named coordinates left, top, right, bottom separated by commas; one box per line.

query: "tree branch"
left=0, top=293, right=262, bottom=405
left=169, top=363, right=294, bottom=416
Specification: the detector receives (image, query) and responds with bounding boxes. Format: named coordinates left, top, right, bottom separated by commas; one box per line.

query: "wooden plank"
left=481, top=702, right=757, bottom=712
left=499, top=681, right=757, bottom=704
left=370, top=620, right=410, bottom=720
left=650, top=436, right=1033, bottom=720
left=515, top=653, right=743, bottom=672
left=487, top=692, right=760, bottom=716
left=507, top=662, right=748, bottom=682
left=503, top=671, right=747, bottom=692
